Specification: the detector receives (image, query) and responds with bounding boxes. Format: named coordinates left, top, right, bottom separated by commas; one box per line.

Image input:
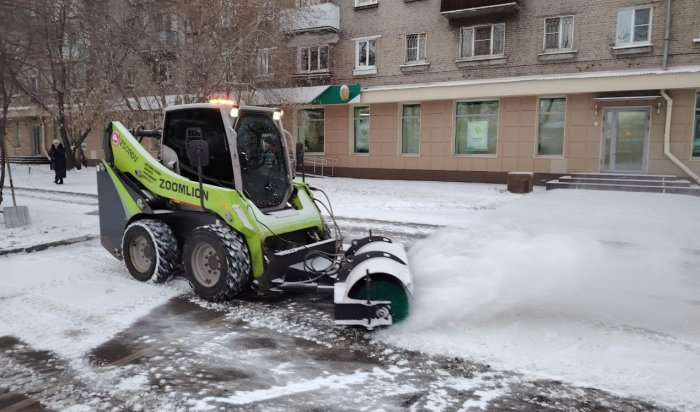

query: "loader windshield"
left=235, top=112, right=290, bottom=210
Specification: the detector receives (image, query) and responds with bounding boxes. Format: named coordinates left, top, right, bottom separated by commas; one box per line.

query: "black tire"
left=122, top=219, right=180, bottom=283
left=183, top=225, right=251, bottom=301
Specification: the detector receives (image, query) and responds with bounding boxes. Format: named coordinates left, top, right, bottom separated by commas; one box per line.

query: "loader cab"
left=161, top=103, right=292, bottom=211
left=162, top=107, right=235, bottom=188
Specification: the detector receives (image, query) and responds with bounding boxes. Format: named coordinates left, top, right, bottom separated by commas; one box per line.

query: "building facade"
left=289, top=0, right=700, bottom=183
left=5, top=0, right=700, bottom=185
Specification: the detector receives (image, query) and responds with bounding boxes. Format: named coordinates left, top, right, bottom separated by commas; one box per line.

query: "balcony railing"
left=281, top=2, right=340, bottom=33
left=440, top=0, right=520, bottom=19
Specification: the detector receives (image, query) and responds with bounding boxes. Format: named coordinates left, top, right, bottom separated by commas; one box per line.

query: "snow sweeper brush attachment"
left=334, top=235, right=413, bottom=328
left=264, top=232, right=414, bottom=329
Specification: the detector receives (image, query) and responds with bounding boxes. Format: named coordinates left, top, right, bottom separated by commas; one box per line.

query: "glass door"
left=601, top=108, right=650, bottom=173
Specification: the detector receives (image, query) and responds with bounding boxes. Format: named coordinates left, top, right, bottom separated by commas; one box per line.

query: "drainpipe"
left=660, top=90, right=700, bottom=183
left=662, top=0, right=672, bottom=70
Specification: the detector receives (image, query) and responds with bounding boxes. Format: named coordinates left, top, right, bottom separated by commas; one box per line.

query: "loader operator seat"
left=235, top=112, right=290, bottom=210
left=162, top=108, right=235, bottom=187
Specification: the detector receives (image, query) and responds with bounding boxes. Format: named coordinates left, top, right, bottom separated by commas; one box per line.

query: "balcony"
left=281, top=2, right=340, bottom=34
left=440, top=0, right=520, bottom=19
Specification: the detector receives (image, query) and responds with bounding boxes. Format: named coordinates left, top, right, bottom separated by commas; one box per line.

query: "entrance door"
left=601, top=108, right=650, bottom=173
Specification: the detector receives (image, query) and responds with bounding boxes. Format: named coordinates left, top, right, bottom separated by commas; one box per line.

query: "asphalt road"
left=0, top=188, right=671, bottom=411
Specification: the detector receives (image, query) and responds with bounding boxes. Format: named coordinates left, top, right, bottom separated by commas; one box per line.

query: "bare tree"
left=0, top=3, right=32, bottom=205
left=103, top=0, right=298, bottom=129
left=12, top=0, right=117, bottom=169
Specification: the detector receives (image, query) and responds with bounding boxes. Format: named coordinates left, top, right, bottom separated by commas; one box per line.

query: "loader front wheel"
left=122, top=219, right=179, bottom=283
left=349, top=276, right=410, bottom=323
left=183, top=225, right=251, bottom=302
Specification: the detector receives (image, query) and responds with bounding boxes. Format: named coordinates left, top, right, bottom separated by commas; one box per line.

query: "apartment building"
left=288, top=0, right=700, bottom=182
left=5, top=0, right=700, bottom=185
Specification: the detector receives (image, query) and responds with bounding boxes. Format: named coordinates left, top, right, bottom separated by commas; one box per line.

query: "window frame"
left=543, top=16, right=575, bottom=52
left=257, top=47, right=274, bottom=77
left=351, top=105, right=370, bottom=155
left=453, top=99, right=500, bottom=157
left=354, top=0, right=378, bottom=7
left=405, top=33, right=427, bottom=64
left=297, top=107, right=326, bottom=155
left=615, top=6, right=653, bottom=47
left=353, top=36, right=379, bottom=75
left=399, top=103, right=421, bottom=156
left=535, top=96, right=567, bottom=158
left=692, top=90, right=700, bottom=159
left=459, top=23, right=506, bottom=60
left=298, top=45, right=330, bottom=73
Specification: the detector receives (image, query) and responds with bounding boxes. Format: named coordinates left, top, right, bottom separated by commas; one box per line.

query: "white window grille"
left=405, top=33, right=427, bottom=63
left=544, top=16, right=574, bottom=51
left=460, top=23, right=505, bottom=58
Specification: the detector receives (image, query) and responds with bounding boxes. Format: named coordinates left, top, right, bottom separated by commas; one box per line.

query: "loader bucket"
left=334, top=235, right=413, bottom=329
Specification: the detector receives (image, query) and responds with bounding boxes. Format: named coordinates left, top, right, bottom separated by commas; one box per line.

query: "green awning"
left=311, top=84, right=361, bottom=105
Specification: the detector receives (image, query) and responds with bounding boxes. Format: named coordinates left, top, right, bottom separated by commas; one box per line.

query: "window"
left=354, top=37, right=377, bottom=73
left=257, top=48, right=273, bottom=76
left=460, top=24, right=505, bottom=59
left=297, top=0, right=329, bottom=6
left=405, top=33, right=427, bottom=63
left=298, top=109, right=324, bottom=153
left=544, top=16, right=574, bottom=51
left=401, top=104, right=420, bottom=155
left=537, top=98, right=566, bottom=156
left=353, top=106, right=370, bottom=153
left=616, top=7, right=652, bottom=46
left=455, top=101, right=499, bottom=155
left=355, top=0, right=378, bottom=7
left=693, top=92, right=700, bottom=157
left=30, top=70, right=40, bottom=94
left=299, top=45, right=329, bottom=73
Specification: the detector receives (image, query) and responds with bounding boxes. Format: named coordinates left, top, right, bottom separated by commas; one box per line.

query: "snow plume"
left=402, top=223, right=695, bottom=337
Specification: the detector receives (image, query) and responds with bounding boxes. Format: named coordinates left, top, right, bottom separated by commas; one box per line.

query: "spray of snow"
left=380, top=190, right=700, bottom=410
left=404, top=225, right=694, bottom=334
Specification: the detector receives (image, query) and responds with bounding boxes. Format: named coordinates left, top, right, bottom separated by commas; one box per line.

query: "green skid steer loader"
left=97, top=100, right=413, bottom=328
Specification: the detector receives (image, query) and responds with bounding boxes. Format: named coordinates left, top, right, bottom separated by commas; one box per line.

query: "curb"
left=5, top=186, right=97, bottom=198
left=0, top=235, right=97, bottom=256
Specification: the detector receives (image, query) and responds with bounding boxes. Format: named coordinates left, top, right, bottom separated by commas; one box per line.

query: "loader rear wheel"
left=349, top=276, right=410, bottom=323
left=183, top=225, right=251, bottom=302
left=122, top=219, right=179, bottom=283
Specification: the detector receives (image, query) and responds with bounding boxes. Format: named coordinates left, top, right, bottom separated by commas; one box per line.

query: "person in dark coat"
left=49, top=139, right=67, bottom=184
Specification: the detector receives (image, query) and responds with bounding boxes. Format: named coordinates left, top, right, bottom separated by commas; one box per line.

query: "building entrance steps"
left=545, top=173, right=700, bottom=197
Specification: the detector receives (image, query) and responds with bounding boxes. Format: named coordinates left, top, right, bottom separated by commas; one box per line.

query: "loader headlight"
left=273, top=110, right=283, bottom=120
left=209, top=98, right=236, bottom=105
left=230, top=107, right=239, bottom=118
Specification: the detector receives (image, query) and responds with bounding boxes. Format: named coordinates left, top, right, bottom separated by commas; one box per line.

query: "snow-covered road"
left=1, top=165, right=699, bottom=410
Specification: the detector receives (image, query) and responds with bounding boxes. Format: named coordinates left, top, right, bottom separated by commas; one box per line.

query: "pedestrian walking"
left=49, top=139, right=66, bottom=184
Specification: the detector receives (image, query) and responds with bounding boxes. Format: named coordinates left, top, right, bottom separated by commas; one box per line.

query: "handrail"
left=305, top=155, right=337, bottom=177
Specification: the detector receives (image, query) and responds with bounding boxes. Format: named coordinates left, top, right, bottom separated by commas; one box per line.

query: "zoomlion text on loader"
left=97, top=99, right=413, bottom=328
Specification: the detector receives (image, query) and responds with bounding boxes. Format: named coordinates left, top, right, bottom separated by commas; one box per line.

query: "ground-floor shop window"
left=455, top=101, right=498, bottom=155
left=694, top=92, right=700, bottom=157
left=297, top=108, right=324, bottom=153
left=353, top=106, right=370, bottom=153
left=401, top=104, right=420, bottom=155
left=537, top=97, right=566, bottom=156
